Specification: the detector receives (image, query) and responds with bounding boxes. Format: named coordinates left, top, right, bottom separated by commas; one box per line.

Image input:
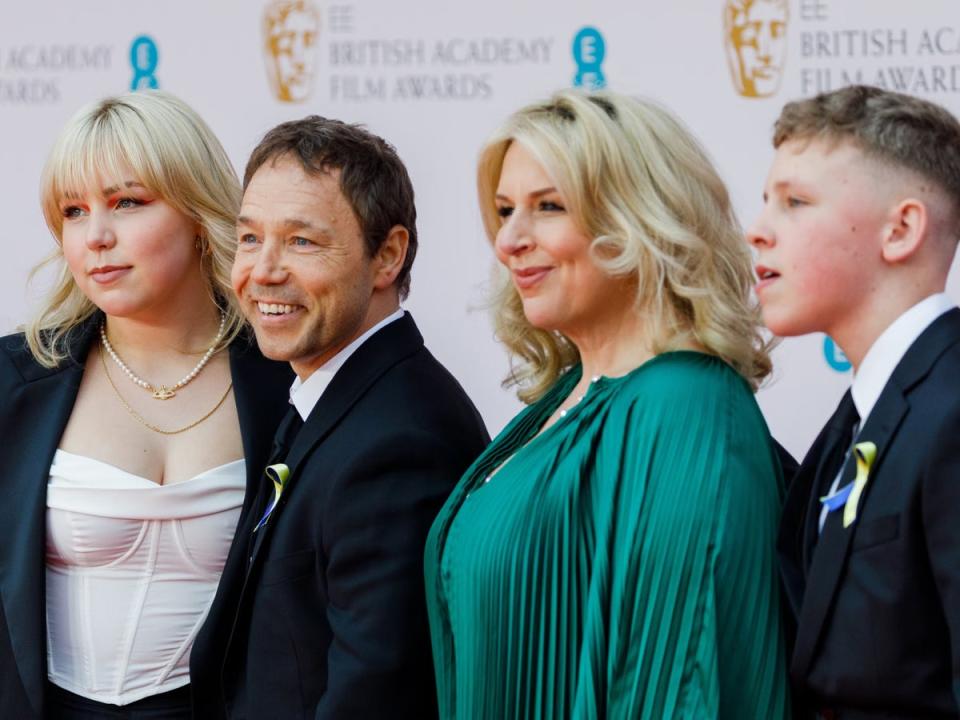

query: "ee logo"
left=823, top=336, right=851, bottom=372
left=572, top=27, right=606, bottom=90
left=130, top=35, right=160, bottom=90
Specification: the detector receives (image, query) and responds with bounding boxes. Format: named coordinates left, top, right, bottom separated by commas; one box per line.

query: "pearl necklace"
left=99, top=313, right=226, bottom=400
left=100, top=345, right=234, bottom=434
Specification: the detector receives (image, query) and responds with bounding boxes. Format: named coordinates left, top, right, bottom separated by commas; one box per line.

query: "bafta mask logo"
left=263, top=0, right=321, bottom=103
left=723, top=0, right=789, bottom=98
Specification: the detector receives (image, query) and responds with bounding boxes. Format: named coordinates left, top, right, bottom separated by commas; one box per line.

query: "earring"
left=195, top=236, right=204, bottom=252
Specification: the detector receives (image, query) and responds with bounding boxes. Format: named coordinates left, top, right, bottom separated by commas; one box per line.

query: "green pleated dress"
left=424, top=352, right=790, bottom=719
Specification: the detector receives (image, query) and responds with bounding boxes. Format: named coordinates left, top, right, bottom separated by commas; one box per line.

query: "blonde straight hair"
left=477, top=89, right=772, bottom=402
left=28, top=90, right=243, bottom=367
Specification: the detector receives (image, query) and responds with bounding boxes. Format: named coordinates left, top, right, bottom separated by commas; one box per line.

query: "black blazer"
left=779, top=308, right=960, bottom=718
left=191, top=313, right=489, bottom=720
left=0, top=318, right=293, bottom=719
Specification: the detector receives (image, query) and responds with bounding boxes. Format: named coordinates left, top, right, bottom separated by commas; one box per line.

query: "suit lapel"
left=778, top=393, right=853, bottom=616
left=229, top=335, right=295, bottom=524
left=792, top=309, right=960, bottom=678
left=190, top=333, right=294, bottom=701
left=0, top=324, right=94, bottom=715
left=791, top=389, right=907, bottom=677
left=213, top=336, right=294, bottom=596
left=800, top=391, right=859, bottom=571
left=244, top=313, right=424, bottom=570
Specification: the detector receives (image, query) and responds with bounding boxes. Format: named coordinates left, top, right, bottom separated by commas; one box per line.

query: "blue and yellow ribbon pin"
left=254, top=463, right=290, bottom=532
left=842, top=442, right=877, bottom=528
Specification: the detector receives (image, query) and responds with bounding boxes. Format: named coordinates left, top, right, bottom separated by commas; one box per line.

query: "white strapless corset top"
left=45, top=449, right=246, bottom=705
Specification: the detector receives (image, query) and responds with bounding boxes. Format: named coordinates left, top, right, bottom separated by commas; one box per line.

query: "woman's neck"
left=102, top=303, right=223, bottom=363
left=565, top=309, right=655, bottom=381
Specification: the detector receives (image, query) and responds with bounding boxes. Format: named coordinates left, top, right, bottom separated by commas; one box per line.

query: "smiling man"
left=190, top=116, right=488, bottom=719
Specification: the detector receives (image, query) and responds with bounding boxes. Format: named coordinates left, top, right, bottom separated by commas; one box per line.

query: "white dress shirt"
left=289, top=308, right=405, bottom=421
left=851, top=292, right=955, bottom=424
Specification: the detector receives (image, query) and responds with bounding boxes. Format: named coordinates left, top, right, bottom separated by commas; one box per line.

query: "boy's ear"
left=881, top=198, right=927, bottom=264
left=372, top=224, right=409, bottom=290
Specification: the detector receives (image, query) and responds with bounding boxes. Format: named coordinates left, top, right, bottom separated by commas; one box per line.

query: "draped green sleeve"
left=425, top=352, right=791, bottom=719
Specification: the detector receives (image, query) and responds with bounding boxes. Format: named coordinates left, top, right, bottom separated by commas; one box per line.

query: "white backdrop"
left=3, top=0, right=960, bottom=460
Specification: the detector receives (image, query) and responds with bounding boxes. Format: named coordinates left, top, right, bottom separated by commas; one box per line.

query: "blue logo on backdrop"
left=572, top=27, right=606, bottom=89
left=823, top=336, right=852, bottom=372
left=129, top=35, right=159, bottom=90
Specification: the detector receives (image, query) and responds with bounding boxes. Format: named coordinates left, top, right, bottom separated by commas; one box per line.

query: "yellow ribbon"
left=843, top=442, right=877, bottom=528
left=254, top=463, right=290, bottom=531
left=266, top=462, right=290, bottom=508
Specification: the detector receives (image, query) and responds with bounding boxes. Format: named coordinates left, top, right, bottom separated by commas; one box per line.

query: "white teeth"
left=257, top=301, right=297, bottom=315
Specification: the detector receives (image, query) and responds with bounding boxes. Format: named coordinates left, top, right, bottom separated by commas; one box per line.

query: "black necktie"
left=803, top=390, right=860, bottom=564
left=269, top=406, right=304, bottom=465
left=818, top=390, right=860, bottom=493
left=247, top=407, right=303, bottom=558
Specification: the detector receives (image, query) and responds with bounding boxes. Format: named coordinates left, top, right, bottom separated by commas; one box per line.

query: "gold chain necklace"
left=100, top=346, right=233, bottom=435
left=100, top=313, right=226, bottom=400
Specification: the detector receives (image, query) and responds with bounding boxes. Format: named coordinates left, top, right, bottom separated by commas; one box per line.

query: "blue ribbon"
left=820, top=481, right=853, bottom=513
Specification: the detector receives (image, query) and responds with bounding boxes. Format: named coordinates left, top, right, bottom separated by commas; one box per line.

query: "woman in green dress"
left=424, top=89, right=791, bottom=719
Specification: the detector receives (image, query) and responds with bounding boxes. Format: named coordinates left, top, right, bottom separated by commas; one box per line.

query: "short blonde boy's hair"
left=774, top=84, right=960, bottom=235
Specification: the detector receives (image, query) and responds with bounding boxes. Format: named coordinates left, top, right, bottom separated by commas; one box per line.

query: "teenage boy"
left=749, top=84, right=960, bottom=717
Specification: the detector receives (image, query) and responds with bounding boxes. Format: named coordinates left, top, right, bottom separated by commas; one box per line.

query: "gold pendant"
left=152, top=387, right=176, bottom=400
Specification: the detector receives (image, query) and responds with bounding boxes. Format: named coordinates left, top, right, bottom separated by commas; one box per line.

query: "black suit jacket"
left=779, top=309, right=960, bottom=718
left=0, top=319, right=292, bottom=719
left=191, top=314, right=489, bottom=720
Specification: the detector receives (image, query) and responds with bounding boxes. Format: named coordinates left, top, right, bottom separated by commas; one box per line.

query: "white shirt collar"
left=851, top=293, right=954, bottom=424
left=288, top=308, right=405, bottom=421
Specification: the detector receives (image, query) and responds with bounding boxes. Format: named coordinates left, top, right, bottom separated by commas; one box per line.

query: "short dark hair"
left=244, top=116, right=418, bottom=298
left=774, top=85, right=960, bottom=230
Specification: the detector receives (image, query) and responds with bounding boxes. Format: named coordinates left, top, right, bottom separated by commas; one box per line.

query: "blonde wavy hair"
left=478, top=89, right=772, bottom=402
left=28, top=90, right=244, bottom=367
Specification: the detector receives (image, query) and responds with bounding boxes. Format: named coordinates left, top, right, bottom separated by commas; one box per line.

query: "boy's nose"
left=746, top=211, right=775, bottom=249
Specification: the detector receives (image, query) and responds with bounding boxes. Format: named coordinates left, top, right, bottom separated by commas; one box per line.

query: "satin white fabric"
left=45, top=449, right=245, bottom=705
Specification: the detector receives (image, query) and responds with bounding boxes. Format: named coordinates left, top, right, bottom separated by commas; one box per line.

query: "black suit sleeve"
left=921, top=402, right=960, bottom=709
left=315, top=429, right=461, bottom=719
left=773, top=438, right=800, bottom=488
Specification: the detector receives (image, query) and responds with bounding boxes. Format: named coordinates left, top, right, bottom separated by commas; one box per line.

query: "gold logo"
left=723, top=0, right=789, bottom=98
left=263, top=0, right=321, bottom=103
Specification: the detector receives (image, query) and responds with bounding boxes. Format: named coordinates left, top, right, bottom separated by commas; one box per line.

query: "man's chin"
left=248, top=329, right=299, bottom=363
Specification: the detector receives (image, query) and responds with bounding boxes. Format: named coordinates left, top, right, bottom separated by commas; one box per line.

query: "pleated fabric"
left=424, top=352, right=791, bottom=719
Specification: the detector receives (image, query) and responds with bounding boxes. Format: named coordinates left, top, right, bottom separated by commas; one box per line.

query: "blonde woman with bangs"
left=425, top=89, right=791, bottom=718
left=0, top=91, right=291, bottom=719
